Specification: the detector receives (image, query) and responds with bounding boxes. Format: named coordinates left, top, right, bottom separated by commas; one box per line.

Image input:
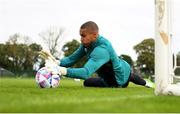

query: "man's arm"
left=65, top=46, right=110, bottom=79
left=60, top=45, right=86, bottom=67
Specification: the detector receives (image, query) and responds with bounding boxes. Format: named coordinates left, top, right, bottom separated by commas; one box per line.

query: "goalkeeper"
left=40, top=21, right=154, bottom=88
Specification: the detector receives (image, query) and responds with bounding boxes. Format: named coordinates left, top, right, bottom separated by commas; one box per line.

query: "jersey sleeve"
left=66, top=46, right=110, bottom=79
left=60, top=45, right=86, bottom=67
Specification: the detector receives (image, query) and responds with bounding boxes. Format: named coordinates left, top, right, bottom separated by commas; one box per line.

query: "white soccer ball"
left=35, top=67, right=60, bottom=88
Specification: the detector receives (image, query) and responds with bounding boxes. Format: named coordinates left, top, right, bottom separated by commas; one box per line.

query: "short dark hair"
left=80, top=21, right=99, bottom=32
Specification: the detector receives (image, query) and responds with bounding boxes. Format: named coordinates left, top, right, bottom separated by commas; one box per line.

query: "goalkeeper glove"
left=46, top=65, right=67, bottom=76
left=39, top=50, right=60, bottom=65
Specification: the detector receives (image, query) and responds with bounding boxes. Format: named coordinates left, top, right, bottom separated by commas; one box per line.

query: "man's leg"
left=129, top=73, right=155, bottom=88
left=83, top=77, right=108, bottom=87
left=129, top=73, right=146, bottom=86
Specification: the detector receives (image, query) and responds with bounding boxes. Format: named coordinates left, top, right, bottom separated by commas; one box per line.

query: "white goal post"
left=155, top=0, right=180, bottom=96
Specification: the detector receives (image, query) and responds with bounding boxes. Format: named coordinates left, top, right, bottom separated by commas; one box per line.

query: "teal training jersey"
left=60, top=35, right=131, bottom=86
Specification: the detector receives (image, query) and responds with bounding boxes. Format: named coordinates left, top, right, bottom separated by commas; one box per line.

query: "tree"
left=174, top=52, right=180, bottom=75
left=133, top=38, right=155, bottom=76
left=62, top=39, right=87, bottom=68
left=62, top=39, right=80, bottom=56
left=119, top=54, right=133, bottom=66
left=0, top=34, right=42, bottom=76
left=29, top=43, right=43, bottom=61
left=0, top=44, right=8, bottom=68
left=39, top=27, right=64, bottom=57
left=177, top=52, right=180, bottom=66
left=8, top=33, right=32, bottom=45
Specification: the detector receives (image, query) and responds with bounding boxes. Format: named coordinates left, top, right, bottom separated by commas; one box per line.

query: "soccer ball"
left=35, top=67, right=60, bottom=88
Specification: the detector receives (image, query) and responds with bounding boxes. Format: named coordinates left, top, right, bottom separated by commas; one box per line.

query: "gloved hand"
left=39, top=50, right=67, bottom=76
left=39, top=50, right=60, bottom=65
left=47, top=65, right=67, bottom=76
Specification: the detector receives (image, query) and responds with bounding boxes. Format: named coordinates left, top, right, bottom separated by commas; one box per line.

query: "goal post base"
left=155, top=84, right=180, bottom=96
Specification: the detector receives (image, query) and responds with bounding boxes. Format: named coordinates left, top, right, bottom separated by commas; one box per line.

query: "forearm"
left=66, top=67, right=91, bottom=80
left=60, top=45, right=85, bottom=67
left=60, top=57, right=76, bottom=67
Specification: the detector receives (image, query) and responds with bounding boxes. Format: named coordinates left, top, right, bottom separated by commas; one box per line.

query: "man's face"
left=80, top=28, right=97, bottom=47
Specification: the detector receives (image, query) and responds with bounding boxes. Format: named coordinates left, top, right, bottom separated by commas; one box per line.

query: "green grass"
left=0, top=78, right=180, bottom=113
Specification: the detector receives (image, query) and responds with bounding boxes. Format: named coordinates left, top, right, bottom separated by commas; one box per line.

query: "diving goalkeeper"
left=39, top=21, right=154, bottom=88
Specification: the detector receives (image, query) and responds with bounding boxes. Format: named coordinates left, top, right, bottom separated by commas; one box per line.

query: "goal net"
left=155, top=0, right=180, bottom=95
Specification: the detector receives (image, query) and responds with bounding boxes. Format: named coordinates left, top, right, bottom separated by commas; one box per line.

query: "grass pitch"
left=0, top=78, right=180, bottom=113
